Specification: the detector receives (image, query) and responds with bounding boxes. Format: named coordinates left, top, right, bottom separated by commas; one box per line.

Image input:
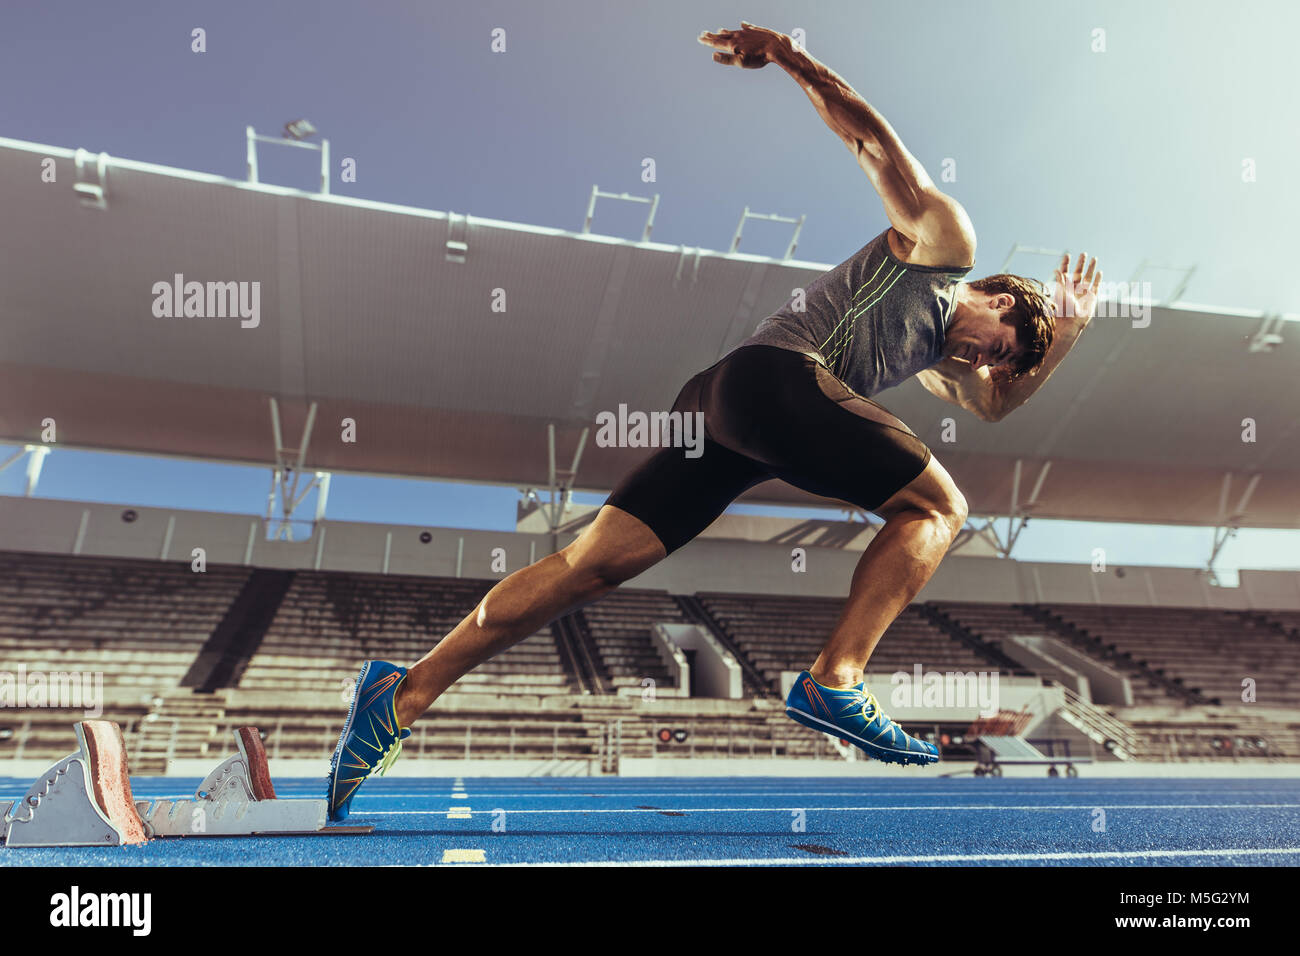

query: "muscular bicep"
left=916, top=358, right=997, bottom=422
left=854, top=146, right=975, bottom=258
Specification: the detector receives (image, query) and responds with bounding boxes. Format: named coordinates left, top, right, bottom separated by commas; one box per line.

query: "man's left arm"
left=987, top=253, right=1100, bottom=421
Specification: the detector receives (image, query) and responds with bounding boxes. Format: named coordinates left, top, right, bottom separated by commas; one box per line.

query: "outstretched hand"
left=697, top=21, right=790, bottom=69
left=1054, top=252, right=1101, bottom=326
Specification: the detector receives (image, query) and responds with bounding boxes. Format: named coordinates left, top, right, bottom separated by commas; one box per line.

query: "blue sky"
left=1, top=1, right=1296, bottom=574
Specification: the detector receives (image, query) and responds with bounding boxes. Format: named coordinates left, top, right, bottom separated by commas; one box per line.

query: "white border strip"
left=471, top=846, right=1300, bottom=867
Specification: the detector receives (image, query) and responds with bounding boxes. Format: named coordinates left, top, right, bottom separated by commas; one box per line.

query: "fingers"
left=1060, top=251, right=1101, bottom=294
left=699, top=28, right=744, bottom=63
left=699, top=21, right=773, bottom=47
left=1078, top=254, right=1101, bottom=294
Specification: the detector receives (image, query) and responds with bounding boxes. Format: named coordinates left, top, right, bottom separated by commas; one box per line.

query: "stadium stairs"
left=915, top=602, right=1032, bottom=675
left=673, top=594, right=773, bottom=698
left=181, top=569, right=295, bottom=692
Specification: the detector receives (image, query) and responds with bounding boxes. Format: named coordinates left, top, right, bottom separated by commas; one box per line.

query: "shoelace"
left=847, top=686, right=935, bottom=754
left=376, top=734, right=404, bottom=776
left=848, top=688, right=881, bottom=722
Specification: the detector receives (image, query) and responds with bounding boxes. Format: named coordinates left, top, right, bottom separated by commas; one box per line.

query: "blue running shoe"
left=327, top=660, right=411, bottom=822
left=785, top=670, right=939, bottom=766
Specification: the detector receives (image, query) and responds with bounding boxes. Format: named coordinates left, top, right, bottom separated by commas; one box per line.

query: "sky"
left=1, top=0, right=1297, bottom=576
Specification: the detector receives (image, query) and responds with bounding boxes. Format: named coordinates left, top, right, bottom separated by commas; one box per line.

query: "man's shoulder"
left=886, top=192, right=976, bottom=270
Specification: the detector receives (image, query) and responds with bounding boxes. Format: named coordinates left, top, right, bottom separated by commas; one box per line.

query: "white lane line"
left=441, top=849, right=486, bottom=863
left=475, top=853, right=1300, bottom=868
left=282, top=788, right=1300, bottom=799
left=362, top=802, right=1300, bottom=815
left=477, top=846, right=1300, bottom=867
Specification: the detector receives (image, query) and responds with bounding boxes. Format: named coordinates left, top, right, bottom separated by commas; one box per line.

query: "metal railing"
left=1058, top=686, right=1142, bottom=759
left=208, top=717, right=602, bottom=763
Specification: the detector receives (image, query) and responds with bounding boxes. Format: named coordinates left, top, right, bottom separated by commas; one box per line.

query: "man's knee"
left=875, top=460, right=968, bottom=536
left=890, top=494, right=966, bottom=540
left=941, top=491, right=969, bottom=537
left=565, top=549, right=646, bottom=592
left=564, top=505, right=668, bottom=590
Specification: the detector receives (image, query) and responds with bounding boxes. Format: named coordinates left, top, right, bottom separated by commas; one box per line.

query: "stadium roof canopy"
left=1, top=137, right=1297, bottom=530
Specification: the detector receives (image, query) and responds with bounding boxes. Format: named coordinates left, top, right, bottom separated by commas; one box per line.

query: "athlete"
left=327, top=23, right=1101, bottom=819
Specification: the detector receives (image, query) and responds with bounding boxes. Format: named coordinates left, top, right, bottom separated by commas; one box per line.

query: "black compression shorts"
left=603, top=344, right=933, bottom=554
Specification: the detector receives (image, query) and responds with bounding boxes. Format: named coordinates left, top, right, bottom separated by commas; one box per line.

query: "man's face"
left=951, top=301, right=1020, bottom=371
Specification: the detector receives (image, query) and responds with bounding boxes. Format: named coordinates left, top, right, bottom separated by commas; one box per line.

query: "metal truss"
left=999, top=243, right=1066, bottom=277
left=731, top=206, right=805, bottom=260
left=1001, top=243, right=1197, bottom=307
left=520, top=424, right=589, bottom=555
left=265, top=398, right=330, bottom=542
left=73, top=148, right=109, bottom=210
left=1248, top=313, right=1286, bottom=353
left=246, top=125, right=330, bottom=194
left=0, top=444, right=50, bottom=496
left=970, top=459, right=1053, bottom=559
left=1204, top=471, right=1261, bottom=585
left=583, top=185, right=659, bottom=241
left=1131, top=259, right=1197, bottom=305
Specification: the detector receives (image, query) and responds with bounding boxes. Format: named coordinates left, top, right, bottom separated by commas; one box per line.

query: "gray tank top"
left=737, top=228, right=973, bottom=397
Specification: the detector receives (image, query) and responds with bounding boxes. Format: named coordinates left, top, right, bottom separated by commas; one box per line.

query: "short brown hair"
left=967, top=274, right=1055, bottom=384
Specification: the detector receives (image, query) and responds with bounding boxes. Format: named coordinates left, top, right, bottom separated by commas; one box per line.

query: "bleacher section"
left=573, top=588, right=685, bottom=695
left=1257, top=610, right=1300, bottom=640
left=3, top=550, right=1300, bottom=766
left=0, top=550, right=249, bottom=701
left=1042, top=604, right=1300, bottom=709
left=931, top=601, right=1182, bottom=706
left=238, top=571, right=574, bottom=700
left=696, top=592, right=1014, bottom=693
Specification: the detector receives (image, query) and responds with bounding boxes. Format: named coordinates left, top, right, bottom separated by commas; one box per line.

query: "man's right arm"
left=769, top=40, right=972, bottom=259
left=915, top=359, right=1001, bottom=422
left=698, top=23, right=972, bottom=261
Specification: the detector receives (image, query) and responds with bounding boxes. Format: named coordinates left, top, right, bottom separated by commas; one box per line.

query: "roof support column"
left=265, top=397, right=329, bottom=542
left=0, top=444, right=50, bottom=497
left=521, top=423, right=589, bottom=556
left=972, top=458, right=1052, bottom=558
left=1204, top=471, right=1260, bottom=585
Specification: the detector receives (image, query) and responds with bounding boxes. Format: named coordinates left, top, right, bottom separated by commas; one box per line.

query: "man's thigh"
left=602, top=437, right=771, bottom=556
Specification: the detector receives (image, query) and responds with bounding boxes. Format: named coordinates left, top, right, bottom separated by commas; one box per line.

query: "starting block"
left=2, top=721, right=371, bottom=847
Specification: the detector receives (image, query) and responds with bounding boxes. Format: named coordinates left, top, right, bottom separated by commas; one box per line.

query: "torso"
left=738, top=228, right=973, bottom=398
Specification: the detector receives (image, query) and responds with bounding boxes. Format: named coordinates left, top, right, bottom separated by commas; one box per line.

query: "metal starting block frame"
left=2, top=721, right=371, bottom=847
left=2, top=721, right=139, bottom=847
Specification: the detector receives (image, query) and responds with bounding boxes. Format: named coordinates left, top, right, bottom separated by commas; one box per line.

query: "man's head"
left=946, top=274, right=1056, bottom=381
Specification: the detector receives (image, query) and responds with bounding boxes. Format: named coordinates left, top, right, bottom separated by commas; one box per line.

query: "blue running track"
left=3, top=776, right=1299, bottom=866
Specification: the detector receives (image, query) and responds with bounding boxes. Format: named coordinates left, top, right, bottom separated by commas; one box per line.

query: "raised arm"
left=918, top=253, right=1101, bottom=422
left=698, top=22, right=972, bottom=262
left=988, top=253, right=1101, bottom=419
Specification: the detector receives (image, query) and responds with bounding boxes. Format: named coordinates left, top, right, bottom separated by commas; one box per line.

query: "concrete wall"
left=2, top=493, right=1297, bottom=608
